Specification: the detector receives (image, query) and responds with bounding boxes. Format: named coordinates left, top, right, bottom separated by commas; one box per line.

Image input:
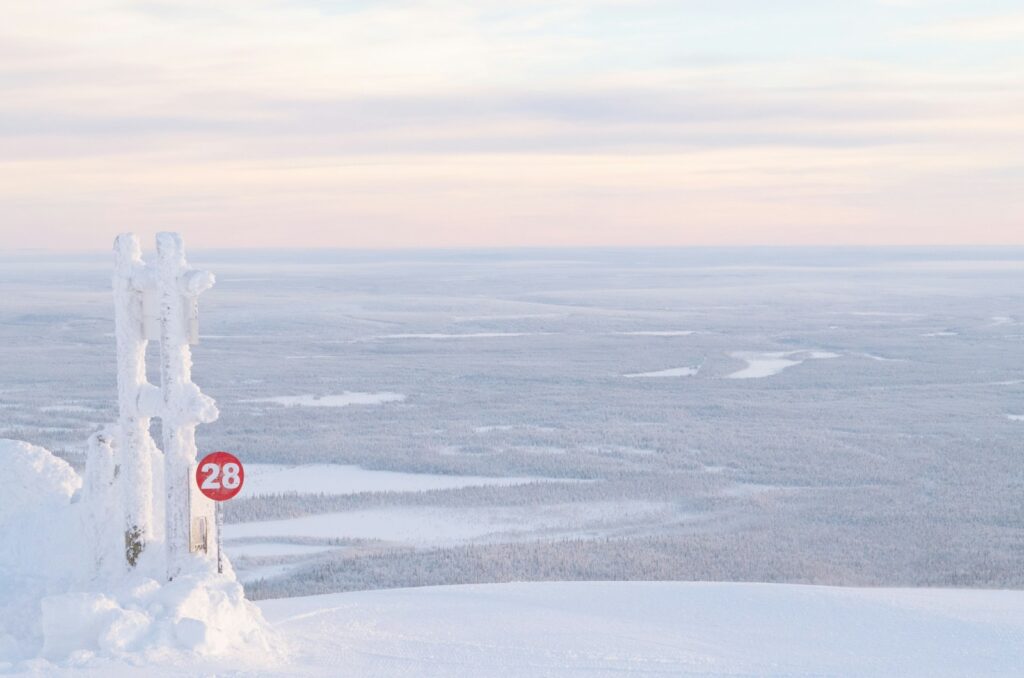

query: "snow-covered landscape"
left=5, top=0, right=1024, bottom=671
left=2, top=245, right=1023, bottom=675
left=5, top=435, right=1024, bottom=676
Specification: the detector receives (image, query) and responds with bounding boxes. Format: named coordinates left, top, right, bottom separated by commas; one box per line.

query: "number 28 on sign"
left=196, top=451, right=245, bottom=501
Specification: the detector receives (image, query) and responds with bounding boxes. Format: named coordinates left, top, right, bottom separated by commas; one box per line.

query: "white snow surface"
left=3, top=440, right=1024, bottom=676
left=623, top=366, right=701, bottom=378
left=243, top=463, right=557, bottom=496
left=11, top=582, right=1024, bottom=676
left=223, top=501, right=676, bottom=546
left=241, top=392, right=406, bottom=407
left=726, top=350, right=840, bottom=379
left=614, top=330, right=695, bottom=336
left=0, top=439, right=80, bottom=525
left=0, top=439, right=274, bottom=670
left=225, top=543, right=336, bottom=559
left=372, top=332, right=539, bottom=340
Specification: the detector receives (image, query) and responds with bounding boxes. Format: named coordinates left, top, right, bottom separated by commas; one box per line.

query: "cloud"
left=0, top=0, right=1023, bottom=249
left=910, top=12, right=1024, bottom=41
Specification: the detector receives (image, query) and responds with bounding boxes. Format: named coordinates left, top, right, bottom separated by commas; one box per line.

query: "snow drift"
left=0, top=439, right=275, bottom=672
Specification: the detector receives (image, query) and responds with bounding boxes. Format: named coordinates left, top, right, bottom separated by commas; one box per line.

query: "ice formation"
left=0, top=234, right=273, bottom=670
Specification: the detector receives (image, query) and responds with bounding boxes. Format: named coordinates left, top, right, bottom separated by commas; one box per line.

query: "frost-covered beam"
left=156, top=232, right=218, bottom=580
left=112, top=233, right=161, bottom=567
left=83, top=428, right=120, bottom=577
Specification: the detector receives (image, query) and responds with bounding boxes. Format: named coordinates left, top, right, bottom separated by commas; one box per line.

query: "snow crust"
left=256, top=582, right=1024, bottom=677
left=0, top=440, right=275, bottom=672
left=15, top=581, right=1023, bottom=677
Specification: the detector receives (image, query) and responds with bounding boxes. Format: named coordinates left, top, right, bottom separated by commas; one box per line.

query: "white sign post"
left=156, top=233, right=218, bottom=581
left=105, top=232, right=219, bottom=580
left=112, top=234, right=161, bottom=566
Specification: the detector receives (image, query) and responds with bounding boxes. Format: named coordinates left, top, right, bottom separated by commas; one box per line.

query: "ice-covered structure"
left=0, top=234, right=272, bottom=667
left=105, top=232, right=219, bottom=580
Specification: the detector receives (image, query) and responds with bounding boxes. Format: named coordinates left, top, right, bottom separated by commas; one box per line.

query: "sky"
left=1, top=0, right=1022, bottom=251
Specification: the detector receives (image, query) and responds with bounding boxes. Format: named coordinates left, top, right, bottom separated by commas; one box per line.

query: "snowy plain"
left=240, top=393, right=405, bottom=407
left=11, top=583, right=1024, bottom=677
left=3, top=247, right=1024, bottom=595
left=3, top=247, right=1024, bottom=674
left=242, top=463, right=557, bottom=496
left=224, top=501, right=678, bottom=545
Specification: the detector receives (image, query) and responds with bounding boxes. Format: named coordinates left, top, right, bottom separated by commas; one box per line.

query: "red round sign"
left=196, top=451, right=245, bottom=501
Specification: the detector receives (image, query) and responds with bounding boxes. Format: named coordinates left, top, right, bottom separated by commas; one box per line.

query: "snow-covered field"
left=224, top=501, right=678, bottom=545
left=240, top=393, right=406, bottom=407
left=227, top=464, right=582, bottom=582
left=257, top=582, right=1024, bottom=678
left=725, top=350, right=840, bottom=379
left=5, top=250, right=1024, bottom=600
left=13, top=582, right=1024, bottom=677
left=623, top=366, right=701, bottom=378
left=242, top=463, right=555, bottom=496
left=3, top=248, right=1024, bottom=674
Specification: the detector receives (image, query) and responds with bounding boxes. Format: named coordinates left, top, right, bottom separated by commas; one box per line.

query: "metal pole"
left=216, top=501, right=223, bottom=574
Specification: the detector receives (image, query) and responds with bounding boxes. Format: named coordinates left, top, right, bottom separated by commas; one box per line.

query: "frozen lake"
left=242, top=463, right=566, bottom=496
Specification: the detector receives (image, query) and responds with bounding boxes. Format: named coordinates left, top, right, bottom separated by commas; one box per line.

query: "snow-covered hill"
left=9, top=581, right=1024, bottom=676
left=3, top=439, right=1023, bottom=676
left=6, top=430, right=1024, bottom=675
left=256, top=582, right=1024, bottom=677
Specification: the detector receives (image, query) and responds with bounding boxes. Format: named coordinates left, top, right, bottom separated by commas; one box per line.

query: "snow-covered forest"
left=3, top=247, right=1023, bottom=598
left=3, top=246, right=1024, bottom=674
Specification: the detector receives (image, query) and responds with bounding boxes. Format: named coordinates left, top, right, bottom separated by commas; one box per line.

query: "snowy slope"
left=3, top=438, right=1024, bottom=676
left=10, top=582, right=1024, bottom=676
left=258, top=582, right=1024, bottom=677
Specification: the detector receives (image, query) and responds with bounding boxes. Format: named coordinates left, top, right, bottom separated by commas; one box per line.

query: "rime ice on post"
left=112, top=234, right=162, bottom=567
left=53, top=234, right=270, bottom=659
left=156, top=232, right=218, bottom=580
left=109, top=232, right=219, bottom=580
left=82, top=427, right=121, bottom=577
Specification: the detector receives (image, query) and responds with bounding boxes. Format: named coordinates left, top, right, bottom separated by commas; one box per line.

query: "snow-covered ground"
left=224, top=501, right=678, bottom=545
left=371, top=332, right=542, bottom=340
left=623, top=366, right=701, bottom=378
left=13, top=582, right=1024, bottom=676
left=226, top=464, right=583, bottom=582
left=242, top=463, right=558, bottom=496
left=725, top=350, right=840, bottom=379
left=0, top=439, right=270, bottom=671
left=240, top=393, right=406, bottom=407
left=613, top=330, right=695, bottom=336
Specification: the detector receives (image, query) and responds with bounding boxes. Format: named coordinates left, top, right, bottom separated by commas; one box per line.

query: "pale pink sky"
left=2, top=1, right=1022, bottom=251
